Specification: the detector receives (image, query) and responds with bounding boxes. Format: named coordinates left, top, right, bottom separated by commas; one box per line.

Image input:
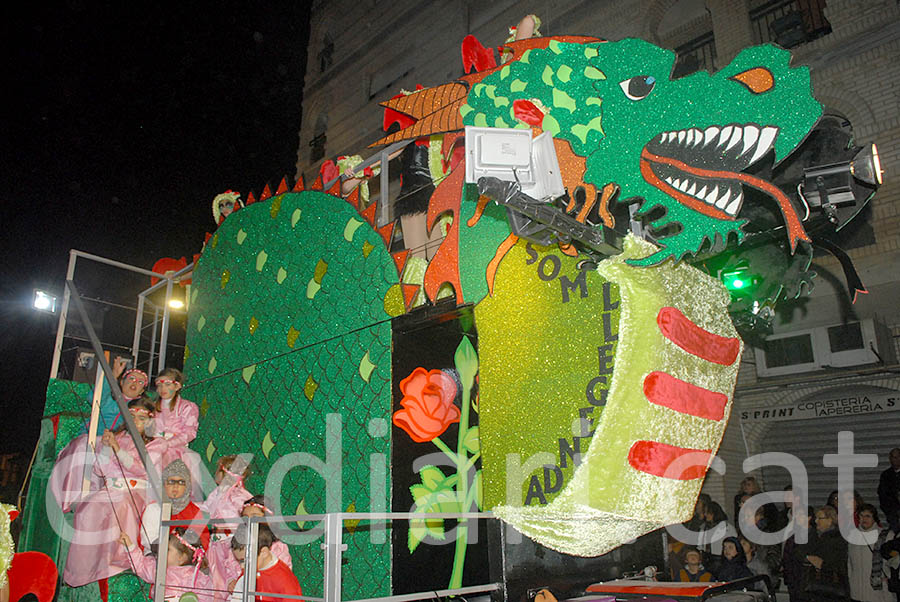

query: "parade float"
left=11, top=28, right=883, bottom=602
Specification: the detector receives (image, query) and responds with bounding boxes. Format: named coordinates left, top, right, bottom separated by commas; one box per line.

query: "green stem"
left=463, top=452, right=481, bottom=473
left=431, top=436, right=456, bottom=462
left=449, top=356, right=474, bottom=590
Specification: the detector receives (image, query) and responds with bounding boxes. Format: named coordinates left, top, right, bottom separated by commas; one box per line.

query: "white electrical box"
left=464, top=126, right=565, bottom=201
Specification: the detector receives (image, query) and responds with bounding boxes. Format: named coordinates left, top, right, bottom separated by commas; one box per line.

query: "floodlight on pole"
left=33, top=289, right=58, bottom=313
left=167, top=298, right=185, bottom=310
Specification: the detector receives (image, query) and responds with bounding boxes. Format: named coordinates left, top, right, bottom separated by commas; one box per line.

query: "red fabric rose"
left=393, top=367, right=460, bottom=443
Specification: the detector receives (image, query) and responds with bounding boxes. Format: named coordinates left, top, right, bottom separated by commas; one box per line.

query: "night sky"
left=0, top=2, right=312, bottom=455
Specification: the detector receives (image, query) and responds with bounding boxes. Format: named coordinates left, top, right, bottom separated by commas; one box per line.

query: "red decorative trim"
left=657, top=306, right=740, bottom=366
left=345, top=186, right=360, bottom=210
left=402, top=284, right=420, bottom=310
left=260, top=183, right=273, bottom=201
left=377, top=221, right=395, bottom=247
left=643, top=371, right=727, bottom=421
left=292, top=175, right=305, bottom=192
left=245, top=190, right=257, bottom=205
left=628, top=440, right=711, bottom=480
left=360, top=202, right=377, bottom=226
left=276, top=177, right=289, bottom=195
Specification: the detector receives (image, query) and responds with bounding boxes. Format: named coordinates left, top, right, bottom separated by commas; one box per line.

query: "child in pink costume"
left=207, top=496, right=292, bottom=601
left=152, top=368, right=204, bottom=500
left=50, top=360, right=149, bottom=513
left=63, top=396, right=164, bottom=587
left=121, top=527, right=214, bottom=602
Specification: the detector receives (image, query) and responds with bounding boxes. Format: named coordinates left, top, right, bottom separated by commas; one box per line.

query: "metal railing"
left=49, top=249, right=192, bottom=381
left=750, top=0, right=831, bottom=46
left=157, top=511, right=501, bottom=602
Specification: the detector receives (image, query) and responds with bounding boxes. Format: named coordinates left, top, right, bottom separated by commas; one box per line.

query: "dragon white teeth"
left=672, top=178, right=682, bottom=190
left=697, top=185, right=708, bottom=198
left=741, top=125, right=760, bottom=156
left=705, top=186, right=719, bottom=205
left=678, top=179, right=690, bottom=192
left=687, top=181, right=697, bottom=196
left=726, top=126, right=743, bottom=152
left=748, top=126, right=778, bottom=166
left=718, top=125, right=733, bottom=147
left=725, top=192, right=743, bottom=216
left=678, top=130, right=687, bottom=145
left=665, top=176, right=674, bottom=185
left=715, top=189, right=731, bottom=209
left=704, top=127, right=720, bottom=146
left=691, top=129, right=703, bottom=146
left=685, top=129, right=694, bottom=145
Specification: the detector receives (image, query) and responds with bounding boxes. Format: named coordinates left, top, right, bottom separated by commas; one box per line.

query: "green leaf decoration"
left=291, top=208, right=302, bottom=228
left=303, top=375, right=319, bottom=401
left=313, top=259, right=328, bottom=283
left=236, top=229, right=247, bottom=244
left=276, top=267, right=287, bottom=284
left=183, top=345, right=190, bottom=361
left=211, top=234, right=218, bottom=248
left=408, top=519, right=427, bottom=553
left=294, top=498, right=308, bottom=529
left=269, top=195, right=282, bottom=218
left=462, top=426, right=480, bottom=454
left=190, top=286, right=198, bottom=303
left=410, top=484, right=431, bottom=504
left=205, top=440, right=216, bottom=462
left=382, top=284, right=406, bottom=317
left=262, top=430, right=275, bottom=459
left=419, top=465, right=445, bottom=491
left=224, top=315, right=235, bottom=333
left=343, top=217, right=363, bottom=241
left=454, top=336, right=478, bottom=390
left=256, top=250, right=268, bottom=271
left=200, top=396, right=209, bottom=417
left=306, top=279, right=321, bottom=299
left=344, top=501, right=360, bottom=533
left=242, top=364, right=256, bottom=384
left=197, top=315, right=206, bottom=332
left=358, top=350, right=375, bottom=383
left=286, top=326, right=300, bottom=348
left=362, top=240, right=375, bottom=258
left=248, top=316, right=259, bottom=334
left=208, top=357, right=217, bottom=374
left=220, top=269, right=229, bottom=288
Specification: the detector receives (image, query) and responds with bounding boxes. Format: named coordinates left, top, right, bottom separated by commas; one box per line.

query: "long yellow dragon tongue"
left=480, top=235, right=742, bottom=556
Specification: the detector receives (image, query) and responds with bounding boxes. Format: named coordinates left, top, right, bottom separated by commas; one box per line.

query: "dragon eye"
left=619, top=75, right=656, bottom=100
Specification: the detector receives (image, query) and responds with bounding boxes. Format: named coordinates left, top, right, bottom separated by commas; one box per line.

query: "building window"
left=318, top=34, right=334, bottom=73
left=673, top=31, right=717, bottom=77
left=750, top=0, right=831, bottom=47
left=309, top=133, right=326, bottom=163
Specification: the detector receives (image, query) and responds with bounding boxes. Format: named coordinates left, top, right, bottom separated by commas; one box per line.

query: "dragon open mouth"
left=639, top=123, right=809, bottom=252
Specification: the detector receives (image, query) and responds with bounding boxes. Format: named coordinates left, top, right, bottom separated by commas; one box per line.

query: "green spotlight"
left=721, top=268, right=757, bottom=293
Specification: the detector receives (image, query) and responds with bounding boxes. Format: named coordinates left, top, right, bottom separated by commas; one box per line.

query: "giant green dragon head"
left=460, top=38, right=822, bottom=268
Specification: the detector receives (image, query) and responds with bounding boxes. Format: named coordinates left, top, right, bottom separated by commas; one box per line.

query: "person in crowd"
left=151, top=368, right=204, bottom=500
left=715, top=536, right=753, bottom=582
left=213, top=190, right=243, bottom=227
left=687, top=493, right=711, bottom=532
left=207, top=495, right=292, bottom=601
left=679, top=548, right=713, bottom=582
left=734, top=477, right=763, bottom=524
left=698, top=500, right=737, bottom=559
left=63, top=395, right=163, bottom=587
left=848, top=504, right=894, bottom=602
left=50, top=358, right=149, bottom=512
left=141, top=459, right=210, bottom=554
left=121, top=527, right=213, bottom=602
left=797, top=505, right=850, bottom=601
left=783, top=487, right=814, bottom=602
left=229, top=522, right=302, bottom=602
left=881, top=529, right=900, bottom=602
left=878, top=448, right=900, bottom=533
left=741, top=535, right=780, bottom=592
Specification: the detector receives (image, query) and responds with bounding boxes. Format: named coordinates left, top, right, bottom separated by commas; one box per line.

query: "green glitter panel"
left=185, top=190, right=398, bottom=598
left=44, top=378, right=93, bottom=454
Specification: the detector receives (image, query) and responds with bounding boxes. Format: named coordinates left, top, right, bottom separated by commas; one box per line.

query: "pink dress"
left=207, top=536, right=292, bottom=602
left=154, top=396, right=204, bottom=500
left=127, top=544, right=214, bottom=602
left=63, top=432, right=164, bottom=587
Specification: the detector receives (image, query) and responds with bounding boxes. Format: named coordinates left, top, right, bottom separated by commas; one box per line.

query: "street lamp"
left=33, top=289, right=58, bottom=314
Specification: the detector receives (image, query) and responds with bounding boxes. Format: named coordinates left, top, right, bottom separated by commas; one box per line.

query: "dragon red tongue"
left=641, top=148, right=810, bottom=253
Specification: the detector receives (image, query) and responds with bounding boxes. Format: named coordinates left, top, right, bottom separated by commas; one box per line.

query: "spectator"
left=848, top=504, right=893, bottom=602
left=698, top=500, right=737, bottom=557
left=783, top=489, right=813, bottom=602
left=734, top=477, right=762, bottom=524
left=715, top=536, right=753, bottom=582
left=797, top=505, right=849, bottom=601
left=878, top=448, right=900, bottom=533
left=679, top=548, right=713, bottom=582
left=741, top=535, right=780, bottom=592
